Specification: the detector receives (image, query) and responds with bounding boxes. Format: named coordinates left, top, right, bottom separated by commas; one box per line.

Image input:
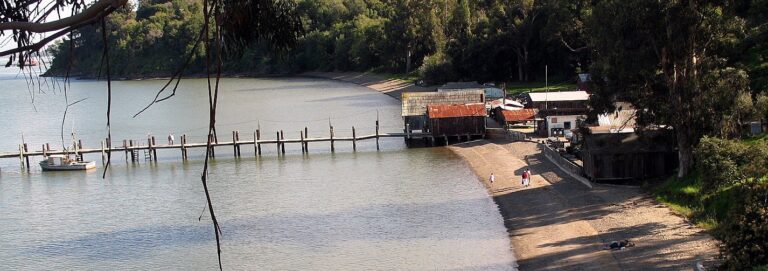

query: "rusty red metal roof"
left=427, top=103, right=487, bottom=119
left=501, top=109, right=536, bottom=122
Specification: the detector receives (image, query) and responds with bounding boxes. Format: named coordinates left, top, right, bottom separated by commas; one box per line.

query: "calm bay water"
left=0, top=65, right=516, bottom=270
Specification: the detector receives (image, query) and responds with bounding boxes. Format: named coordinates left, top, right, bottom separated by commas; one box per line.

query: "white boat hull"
left=39, top=160, right=96, bottom=171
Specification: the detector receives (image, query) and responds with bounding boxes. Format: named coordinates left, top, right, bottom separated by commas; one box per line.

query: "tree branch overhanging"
left=0, top=0, right=126, bottom=33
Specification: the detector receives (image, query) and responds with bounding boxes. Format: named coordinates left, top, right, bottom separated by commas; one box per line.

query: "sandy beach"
left=308, top=71, right=721, bottom=270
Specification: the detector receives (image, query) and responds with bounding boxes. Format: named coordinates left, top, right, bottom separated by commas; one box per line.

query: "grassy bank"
left=651, top=172, right=738, bottom=230
left=652, top=135, right=768, bottom=269
left=506, top=82, right=578, bottom=95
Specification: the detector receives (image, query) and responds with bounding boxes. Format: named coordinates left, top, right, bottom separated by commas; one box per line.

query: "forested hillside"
left=44, top=0, right=767, bottom=96
left=46, top=0, right=589, bottom=82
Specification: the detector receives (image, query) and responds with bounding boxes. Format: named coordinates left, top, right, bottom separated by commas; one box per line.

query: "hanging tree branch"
left=100, top=17, right=113, bottom=179
left=0, top=0, right=126, bottom=33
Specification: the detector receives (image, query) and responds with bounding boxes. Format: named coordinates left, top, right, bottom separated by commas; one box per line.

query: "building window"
left=564, top=121, right=571, bottom=129
left=552, top=117, right=558, bottom=123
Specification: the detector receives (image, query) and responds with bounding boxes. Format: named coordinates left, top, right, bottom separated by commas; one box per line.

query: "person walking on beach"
left=489, top=173, right=495, bottom=185
left=522, top=169, right=531, bottom=187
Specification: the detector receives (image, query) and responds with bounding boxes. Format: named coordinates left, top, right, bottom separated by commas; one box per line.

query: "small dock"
left=0, top=121, right=443, bottom=170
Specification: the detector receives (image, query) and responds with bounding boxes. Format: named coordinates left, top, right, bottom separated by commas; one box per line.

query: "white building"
left=545, top=114, right=585, bottom=138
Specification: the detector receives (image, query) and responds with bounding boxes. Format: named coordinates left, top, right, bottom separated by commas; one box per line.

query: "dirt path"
left=449, top=139, right=720, bottom=270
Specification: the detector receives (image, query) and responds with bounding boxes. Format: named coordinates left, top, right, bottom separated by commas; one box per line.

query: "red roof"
left=501, top=109, right=536, bottom=122
left=427, top=103, right=486, bottom=119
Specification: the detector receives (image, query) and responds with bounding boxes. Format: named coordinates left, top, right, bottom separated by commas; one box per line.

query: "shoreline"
left=300, top=71, right=435, bottom=101
left=316, top=71, right=722, bottom=270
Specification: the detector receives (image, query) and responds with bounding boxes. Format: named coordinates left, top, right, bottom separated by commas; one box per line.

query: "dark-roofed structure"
left=438, top=82, right=505, bottom=100
left=581, top=130, right=677, bottom=183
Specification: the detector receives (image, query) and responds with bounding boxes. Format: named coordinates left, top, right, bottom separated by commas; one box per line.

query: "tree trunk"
left=516, top=49, right=524, bottom=81
left=406, top=49, right=412, bottom=74
left=676, top=126, right=694, bottom=178
left=523, top=46, right=529, bottom=81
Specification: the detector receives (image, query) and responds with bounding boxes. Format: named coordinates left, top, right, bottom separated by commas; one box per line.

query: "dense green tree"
left=588, top=0, right=750, bottom=177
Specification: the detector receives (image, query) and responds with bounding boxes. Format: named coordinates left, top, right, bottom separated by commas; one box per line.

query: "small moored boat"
left=39, top=155, right=96, bottom=171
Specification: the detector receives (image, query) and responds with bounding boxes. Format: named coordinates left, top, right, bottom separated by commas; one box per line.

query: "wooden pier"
left=0, top=121, right=446, bottom=170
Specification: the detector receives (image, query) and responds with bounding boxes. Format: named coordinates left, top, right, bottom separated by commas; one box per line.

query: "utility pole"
left=545, top=65, right=548, bottom=110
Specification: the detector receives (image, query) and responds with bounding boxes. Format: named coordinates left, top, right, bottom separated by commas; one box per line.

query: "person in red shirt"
left=521, top=169, right=531, bottom=187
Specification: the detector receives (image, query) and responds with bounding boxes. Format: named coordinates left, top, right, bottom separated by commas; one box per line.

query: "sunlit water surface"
left=0, top=65, right=516, bottom=270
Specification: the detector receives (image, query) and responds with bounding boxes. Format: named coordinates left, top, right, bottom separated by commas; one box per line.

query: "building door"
left=564, top=121, right=571, bottom=130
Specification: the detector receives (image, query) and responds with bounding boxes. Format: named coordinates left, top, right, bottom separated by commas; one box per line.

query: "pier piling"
left=256, top=130, right=262, bottom=156
left=330, top=126, right=335, bottom=153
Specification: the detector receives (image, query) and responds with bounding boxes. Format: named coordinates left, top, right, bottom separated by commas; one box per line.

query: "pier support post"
left=300, top=131, right=305, bottom=153
left=181, top=134, right=187, bottom=160
left=352, top=126, right=357, bottom=151
left=256, top=130, right=262, bottom=156
left=406, top=123, right=411, bottom=140
left=375, top=120, right=380, bottom=151
left=280, top=130, right=285, bottom=154
left=330, top=126, right=335, bottom=153
left=232, top=131, right=238, bottom=157
left=129, top=140, right=135, bottom=162
left=304, top=127, right=309, bottom=152
left=236, top=131, right=241, bottom=157
left=147, top=137, right=153, bottom=161
left=152, top=136, right=158, bottom=161
left=276, top=132, right=281, bottom=154
left=208, top=134, right=215, bottom=158
left=123, top=140, right=128, bottom=163
left=77, top=140, right=84, bottom=161
left=101, top=141, right=106, bottom=165
left=23, top=143, right=30, bottom=169
left=18, top=144, right=24, bottom=169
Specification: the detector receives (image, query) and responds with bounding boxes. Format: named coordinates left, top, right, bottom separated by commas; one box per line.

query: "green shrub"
left=418, top=52, right=456, bottom=85
left=720, top=181, right=768, bottom=270
left=695, top=137, right=750, bottom=192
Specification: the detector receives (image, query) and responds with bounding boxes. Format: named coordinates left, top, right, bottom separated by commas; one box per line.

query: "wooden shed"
left=401, top=90, right=485, bottom=132
left=493, top=108, right=537, bottom=126
left=427, top=103, right=487, bottom=137
left=581, top=130, right=677, bottom=183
